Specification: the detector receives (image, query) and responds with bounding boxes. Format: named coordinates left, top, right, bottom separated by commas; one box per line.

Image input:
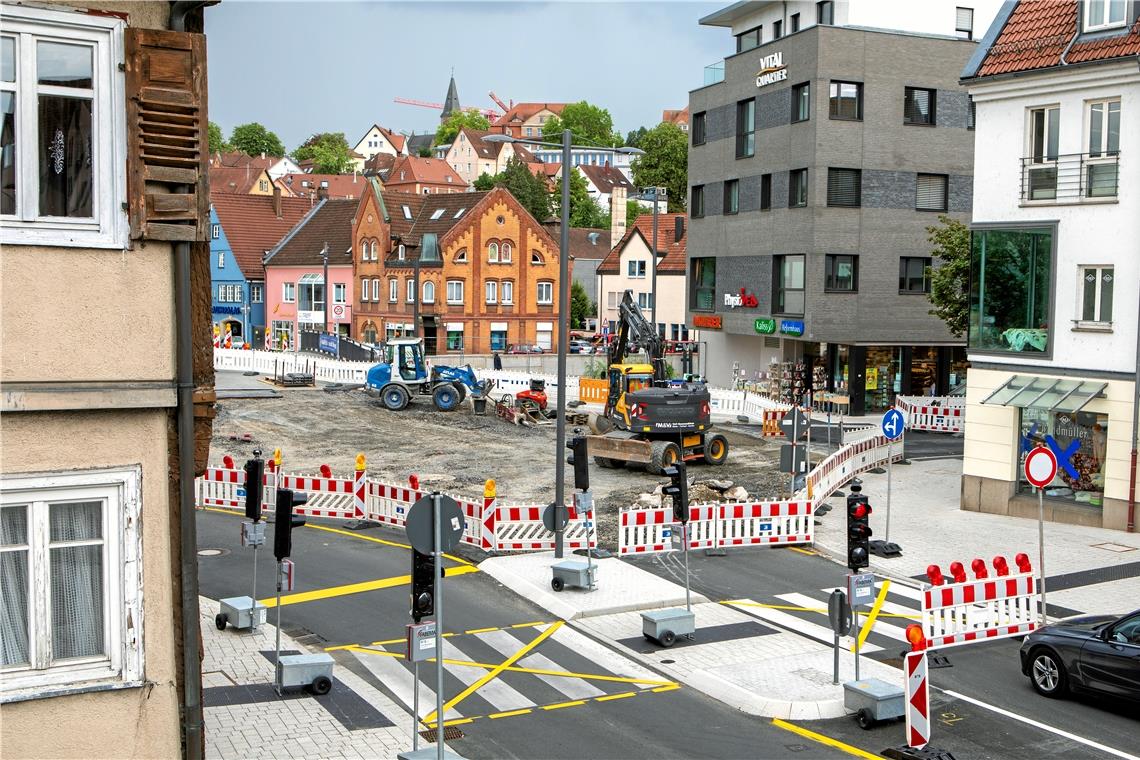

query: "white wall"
left=724, top=0, right=1002, bottom=41
left=597, top=233, right=688, bottom=337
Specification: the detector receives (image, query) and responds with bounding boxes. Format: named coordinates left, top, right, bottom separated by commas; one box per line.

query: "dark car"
left=1019, top=609, right=1140, bottom=700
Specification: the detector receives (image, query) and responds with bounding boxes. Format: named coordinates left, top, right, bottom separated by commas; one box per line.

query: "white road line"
left=779, top=592, right=908, bottom=643
left=875, top=581, right=925, bottom=602
left=476, top=629, right=605, bottom=700
left=943, top=689, right=1140, bottom=760
left=820, top=587, right=919, bottom=619
left=440, top=638, right=535, bottom=712
left=727, top=599, right=883, bottom=653
left=350, top=646, right=464, bottom=721
left=553, top=624, right=664, bottom=688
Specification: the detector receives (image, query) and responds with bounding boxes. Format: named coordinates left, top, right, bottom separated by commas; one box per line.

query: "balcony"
left=1020, top=152, right=1120, bottom=203
left=703, top=60, right=724, bottom=86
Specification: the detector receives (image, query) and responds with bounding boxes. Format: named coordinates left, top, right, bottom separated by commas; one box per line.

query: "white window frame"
left=501, top=242, right=512, bottom=262
left=251, top=283, right=263, bottom=303
left=212, top=224, right=220, bottom=240
left=360, top=277, right=370, bottom=302
left=1078, top=265, right=1114, bottom=325
left=454, top=249, right=468, bottom=263
left=388, top=278, right=396, bottom=303
left=1086, top=98, right=1121, bottom=156
left=627, top=260, right=646, bottom=278
left=501, top=281, right=514, bottom=304
left=0, top=467, right=143, bottom=702
left=397, top=244, right=406, bottom=261
left=422, top=280, right=435, bottom=304
left=485, top=280, right=498, bottom=304
left=282, top=282, right=296, bottom=303
left=0, top=6, right=128, bottom=249
left=531, top=251, right=544, bottom=265
left=406, top=278, right=415, bottom=303
left=447, top=280, right=464, bottom=305
left=488, top=242, right=499, bottom=263
left=1084, top=0, right=1127, bottom=31
left=537, top=281, right=553, bottom=305
left=370, top=240, right=378, bottom=261
left=333, top=283, right=346, bottom=305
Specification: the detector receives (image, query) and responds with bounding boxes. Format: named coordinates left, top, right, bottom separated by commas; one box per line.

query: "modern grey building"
left=687, top=1, right=993, bottom=414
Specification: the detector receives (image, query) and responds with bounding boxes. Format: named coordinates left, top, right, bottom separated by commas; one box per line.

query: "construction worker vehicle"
left=588, top=292, right=729, bottom=475
left=364, top=338, right=494, bottom=412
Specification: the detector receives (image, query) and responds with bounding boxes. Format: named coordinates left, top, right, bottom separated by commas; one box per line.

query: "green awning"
left=981, top=375, right=1106, bottom=413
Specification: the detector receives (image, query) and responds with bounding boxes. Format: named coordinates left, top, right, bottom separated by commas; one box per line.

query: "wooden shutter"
left=125, top=28, right=208, bottom=241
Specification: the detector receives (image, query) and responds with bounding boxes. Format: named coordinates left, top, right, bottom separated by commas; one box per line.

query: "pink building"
left=263, top=198, right=357, bottom=349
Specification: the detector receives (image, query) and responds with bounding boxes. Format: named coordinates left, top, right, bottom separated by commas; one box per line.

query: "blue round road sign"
left=881, top=408, right=905, bottom=441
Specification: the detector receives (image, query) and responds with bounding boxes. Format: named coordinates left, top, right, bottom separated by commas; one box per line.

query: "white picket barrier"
left=487, top=503, right=594, bottom=552
left=616, top=506, right=676, bottom=556
left=279, top=472, right=360, bottom=519
left=896, top=396, right=964, bottom=433
left=196, top=466, right=244, bottom=509
left=716, top=500, right=814, bottom=547
left=921, top=566, right=1039, bottom=650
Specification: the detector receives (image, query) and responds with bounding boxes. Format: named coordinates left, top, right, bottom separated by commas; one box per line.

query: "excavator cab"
left=606, top=364, right=655, bottom=428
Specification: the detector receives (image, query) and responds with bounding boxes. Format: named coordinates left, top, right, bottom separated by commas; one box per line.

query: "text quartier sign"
left=755, top=52, right=788, bottom=88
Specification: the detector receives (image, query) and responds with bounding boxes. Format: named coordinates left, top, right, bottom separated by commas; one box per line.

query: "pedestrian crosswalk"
left=331, top=620, right=678, bottom=728
left=725, top=577, right=924, bottom=657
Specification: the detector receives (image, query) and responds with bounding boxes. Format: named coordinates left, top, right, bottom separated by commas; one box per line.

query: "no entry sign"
left=1024, top=447, right=1058, bottom=489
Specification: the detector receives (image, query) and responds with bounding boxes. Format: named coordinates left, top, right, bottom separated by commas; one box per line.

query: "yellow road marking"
left=511, top=621, right=547, bottom=629
left=772, top=718, right=883, bottom=760
left=722, top=599, right=918, bottom=620
left=261, top=565, right=479, bottom=607
left=786, top=546, right=816, bottom=555
left=651, top=684, right=681, bottom=693
left=325, top=622, right=554, bottom=652
left=465, top=626, right=498, bottom=635
left=424, top=621, right=563, bottom=724
left=489, top=708, right=532, bottom=719
left=542, top=700, right=585, bottom=710
left=204, top=507, right=243, bottom=516
left=439, top=717, right=474, bottom=728
left=596, top=691, right=636, bottom=701
left=852, top=579, right=891, bottom=653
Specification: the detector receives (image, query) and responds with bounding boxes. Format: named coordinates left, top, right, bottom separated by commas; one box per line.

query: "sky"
left=204, top=0, right=726, bottom=151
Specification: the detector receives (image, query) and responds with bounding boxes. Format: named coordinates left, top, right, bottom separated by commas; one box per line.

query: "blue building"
left=208, top=206, right=250, bottom=346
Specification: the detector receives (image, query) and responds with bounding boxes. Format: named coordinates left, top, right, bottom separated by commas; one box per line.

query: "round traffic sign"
left=881, top=408, right=905, bottom=441
left=1024, top=447, right=1058, bottom=489
left=405, top=494, right=465, bottom=554
left=542, top=503, right=569, bottom=533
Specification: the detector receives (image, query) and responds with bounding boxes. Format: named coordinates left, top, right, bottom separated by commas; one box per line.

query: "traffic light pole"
left=274, top=561, right=283, bottom=696
left=854, top=607, right=861, bottom=681
left=251, top=544, right=260, bottom=632
left=683, top=522, right=692, bottom=613
left=432, top=493, right=444, bottom=760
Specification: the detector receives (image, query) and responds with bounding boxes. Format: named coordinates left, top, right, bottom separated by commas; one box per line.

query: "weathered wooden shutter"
left=124, top=28, right=208, bottom=241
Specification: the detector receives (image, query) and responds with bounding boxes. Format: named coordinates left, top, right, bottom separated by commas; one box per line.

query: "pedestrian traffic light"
left=411, top=549, right=434, bottom=623
left=243, top=454, right=265, bottom=522
left=566, top=435, right=590, bottom=492
left=274, top=488, right=308, bottom=561
left=846, top=482, right=872, bottom=572
left=662, top=462, right=689, bottom=524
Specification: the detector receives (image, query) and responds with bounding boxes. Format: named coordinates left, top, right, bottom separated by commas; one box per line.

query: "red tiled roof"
left=596, top=213, right=687, bottom=275
left=662, top=107, right=689, bottom=126
left=492, top=102, right=565, bottom=127
left=363, top=152, right=397, bottom=179
left=385, top=155, right=465, bottom=189
left=577, top=163, right=634, bottom=194
left=376, top=125, right=407, bottom=154
left=211, top=193, right=315, bottom=278
left=209, top=165, right=273, bottom=195
left=264, top=199, right=357, bottom=269
left=211, top=151, right=277, bottom=170
left=278, top=173, right=371, bottom=200
left=566, top=227, right=610, bottom=261
left=975, top=0, right=1140, bottom=77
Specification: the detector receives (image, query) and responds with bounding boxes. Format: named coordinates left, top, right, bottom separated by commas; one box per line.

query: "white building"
left=960, top=0, right=1139, bottom=531
left=351, top=124, right=409, bottom=172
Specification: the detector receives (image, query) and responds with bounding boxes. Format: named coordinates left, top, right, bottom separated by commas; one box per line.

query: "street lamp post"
left=320, top=241, right=330, bottom=335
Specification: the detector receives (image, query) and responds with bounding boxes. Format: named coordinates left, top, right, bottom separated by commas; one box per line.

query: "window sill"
left=828, top=116, right=863, bottom=122
left=1, top=676, right=144, bottom=705
left=1019, top=197, right=1118, bottom=207
left=898, top=291, right=931, bottom=295
left=1071, top=321, right=1113, bottom=333
left=916, top=207, right=948, bottom=213
left=824, top=289, right=858, bottom=294
left=903, top=122, right=937, bottom=128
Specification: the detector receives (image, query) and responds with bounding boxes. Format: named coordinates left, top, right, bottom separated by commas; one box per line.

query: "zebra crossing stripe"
left=439, top=638, right=535, bottom=713
left=478, top=629, right=605, bottom=700
left=726, top=599, right=884, bottom=653
left=776, top=593, right=909, bottom=642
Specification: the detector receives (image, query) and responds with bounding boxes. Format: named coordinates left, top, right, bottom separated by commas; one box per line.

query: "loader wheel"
left=703, top=434, right=729, bottom=466
left=452, top=382, right=468, bottom=402
left=433, top=383, right=460, bottom=412
left=648, top=441, right=681, bottom=476
left=380, top=384, right=410, bottom=411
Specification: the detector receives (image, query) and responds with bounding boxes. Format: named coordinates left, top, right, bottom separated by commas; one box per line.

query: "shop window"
left=446, top=328, right=463, bottom=351
left=690, top=257, right=716, bottom=311
left=736, top=98, right=755, bottom=158
left=1079, top=266, right=1113, bottom=324
left=792, top=82, right=810, bottom=123
left=827, top=168, right=861, bottom=207
left=969, top=226, right=1054, bottom=354
left=1020, top=408, right=1108, bottom=506
left=899, top=256, right=931, bottom=294
left=904, top=87, right=936, bottom=126
left=829, top=81, right=863, bottom=121
left=825, top=254, right=858, bottom=292
left=490, top=329, right=507, bottom=352
left=774, top=254, right=805, bottom=314
left=271, top=320, right=293, bottom=350
left=865, top=347, right=903, bottom=412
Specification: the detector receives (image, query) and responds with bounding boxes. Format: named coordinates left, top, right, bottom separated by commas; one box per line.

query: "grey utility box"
left=278, top=652, right=335, bottom=695
left=216, top=596, right=267, bottom=631
left=550, top=560, right=597, bottom=592
left=843, top=677, right=904, bottom=729
left=641, top=608, right=695, bottom=647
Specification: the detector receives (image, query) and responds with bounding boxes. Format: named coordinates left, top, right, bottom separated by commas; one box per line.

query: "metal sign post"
left=880, top=408, right=906, bottom=545
left=683, top=521, right=692, bottom=612
left=1024, top=447, right=1057, bottom=625
left=432, top=493, right=444, bottom=760
left=847, top=572, right=875, bottom=682
left=274, top=560, right=283, bottom=696
left=827, top=589, right=851, bottom=685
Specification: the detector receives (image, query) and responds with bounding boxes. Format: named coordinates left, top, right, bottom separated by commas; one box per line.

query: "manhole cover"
left=1091, top=542, right=1137, bottom=553
left=419, top=726, right=464, bottom=742
left=197, top=548, right=229, bottom=557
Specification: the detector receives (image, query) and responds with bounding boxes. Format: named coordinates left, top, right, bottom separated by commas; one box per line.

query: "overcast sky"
left=205, top=1, right=726, bottom=150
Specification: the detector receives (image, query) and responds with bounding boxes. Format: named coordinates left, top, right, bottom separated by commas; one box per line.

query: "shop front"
left=825, top=344, right=967, bottom=415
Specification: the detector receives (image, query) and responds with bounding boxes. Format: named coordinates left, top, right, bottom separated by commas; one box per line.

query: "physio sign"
left=755, top=52, right=788, bottom=87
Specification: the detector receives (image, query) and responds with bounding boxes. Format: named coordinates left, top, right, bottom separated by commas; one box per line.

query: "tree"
left=476, top=157, right=551, bottom=222
left=926, top=215, right=971, bottom=338
left=229, top=122, right=285, bottom=157
left=293, top=132, right=354, bottom=174
left=553, top=168, right=607, bottom=228
left=625, top=200, right=647, bottom=230
left=570, top=280, right=595, bottom=329
left=208, top=121, right=231, bottom=153
left=417, top=145, right=433, bottom=158
left=631, top=122, right=688, bottom=212
left=435, top=108, right=490, bottom=146
left=542, top=101, right=621, bottom=147
left=624, top=126, right=649, bottom=149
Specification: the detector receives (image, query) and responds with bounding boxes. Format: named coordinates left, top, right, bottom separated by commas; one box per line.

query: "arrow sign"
left=1024, top=446, right=1058, bottom=489
left=881, top=407, right=905, bottom=441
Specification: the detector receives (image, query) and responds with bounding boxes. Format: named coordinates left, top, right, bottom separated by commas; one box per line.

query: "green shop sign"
left=754, top=318, right=776, bottom=335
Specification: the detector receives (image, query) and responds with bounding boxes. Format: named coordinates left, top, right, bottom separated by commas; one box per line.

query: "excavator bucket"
left=585, top=433, right=652, bottom=464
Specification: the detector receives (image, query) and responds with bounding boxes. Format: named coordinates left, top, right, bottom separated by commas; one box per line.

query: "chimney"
left=674, top=215, right=684, bottom=243
left=610, top=186, right=627, bottom=250
left=317, top=185, right=329, bottom=201
left=272, top=184, right=282, bottom=218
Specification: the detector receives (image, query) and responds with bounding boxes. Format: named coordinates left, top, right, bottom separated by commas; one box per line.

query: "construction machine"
left=364, top=338, right=494, bottom=412
left=588, top=292, right=728, bottom=474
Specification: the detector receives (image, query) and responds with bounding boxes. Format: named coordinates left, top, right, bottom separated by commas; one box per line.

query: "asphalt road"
left=197, top=508, right=858, bottom=760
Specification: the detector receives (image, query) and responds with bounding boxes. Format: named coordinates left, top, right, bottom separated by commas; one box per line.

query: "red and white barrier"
left=617, top=507, right=675, bottom=555
left=717, top=500, right=813, bottom=547
left=197, top=465, right=243, bottom=509
left=280, top=472, right=359, bottom=519
left=805, top=433, right=902, bottom=503
left=904, top=651, right=930, bottom=749
left=616, top=499, right=813, bottom=556
left=895, top=396, right=964, bottom=434
left=489, top=503, right=595, bottom=552
left=921, top=555, right=1039, bottom=650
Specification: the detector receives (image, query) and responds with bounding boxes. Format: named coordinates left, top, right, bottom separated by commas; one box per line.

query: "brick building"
left=385, top=155, right=467, bottom=194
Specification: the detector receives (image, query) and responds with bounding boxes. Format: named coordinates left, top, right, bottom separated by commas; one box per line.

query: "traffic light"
left=846, top=482, right=872, bottom=571
left=566, top=435, right=590, bottom=492
left=274, top=488, right=308, bottom=561
left=411, top=549, right=434, bottom=623
left=243, top=455, right=265, bottom=522
left=662, top=461, right=689, bottom=524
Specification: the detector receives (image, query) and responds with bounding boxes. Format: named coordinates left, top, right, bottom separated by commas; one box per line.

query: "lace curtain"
left=49, top=500, right=104, bottom=660
left=1, top=506, right=30, bottom=666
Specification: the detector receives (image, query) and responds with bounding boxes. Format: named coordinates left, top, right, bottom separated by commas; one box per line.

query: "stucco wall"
left=598, top=233, right=688, bottom=332
left=0, top=410, right=180, bottom=760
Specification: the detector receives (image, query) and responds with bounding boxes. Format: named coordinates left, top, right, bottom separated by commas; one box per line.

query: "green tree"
left=542, top=101, right=621, bottom=147
left=926, top=215, right=971, bottom=338
left=435, top=108, right=490, bottom=146
left=570, top=280, right=595, bottom=329
left=631, top=122, right=688, bottom=212
left=208, top=121, right=231, bottom=153
left=624, top=126, right=648, bottom=149
left=292, top=132, right=354, bottom=174
left=625, top=200, right=647, bottom=230
left=554, top=168, right=607, bottom=228
left=417, top=145, right=433, bottom=158
left=476, top=157, right=551, bottom=222
left=229, top=122, right=285, bottom=157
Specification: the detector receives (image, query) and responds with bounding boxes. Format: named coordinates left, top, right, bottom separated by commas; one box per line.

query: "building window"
left=789, top=168, right=808, bottom=208
left=967, top=96, right=975, bottom=130
left=446, top=280, right=464, bottom=304
left=1084, top=0, right=1127, bottom=31
left=775, top=254, right=805, bottom=314
left=637, top=292, right=654, bottom=310
left=537, top=281, right=553, bottom=305
left=446, top=326, right=463, bottom=351
left=826, top=168, right=861, bottom=207
left=829, top=81, right=863, bottom=121
left=825, top=254, right=858, bottom=292
left=818, top=1, right=834, bottom=25
left=790, top=13, right=801, bottom=32
left=1080, top=266, right=1113, bottom=324
left=298, top=279, right=324, bottom=312
left=692, top=111, right=706, bottom=145
left=916, top=173, right=949, bottom=212
left=490, top=328, right=507, bottom=352
left=955, top=6, right=974, bottom=39
left=422, top=280, right=435, bottom=304
left=628, top=260, right=647, bottom=278
left=690, top=257, right=716, bottom=311
left=1026, top=106, right=1060, bottom=200
left=488, top=241, right=499, bottom=262
left=370, top=240, right=378, bottom=260
left=212, top=224, right=220, bottom=239
left=691, top=185, right=705, bottom=217
left=501, top=280, right=514, bottom=304
left=1087, top=99, right=1120, bottom=197
left=387, top=278, right=396, bottom=303
left=735, top=25, right=761, bottom=53
left=904, top=87, right=937, bottom=126
left=501, top=241, right=512, bottom=262
left=899, top=256, right=932, bottom=294
left=792, top=82, right=810, bottom=123
left=282, top=282, right=296, bottom=303
left=530, top=251, right=544, bottom=265
left=735, top=98, right=755, bottom=158
left=360, top=239, right=368, bottom=261
left=0, top=468, right=144, bottom=699
left=333, top=283, right=346, bottom=304
left=0, top=7, right=127, bottom=248
left=485, top=280, right=498, bottom=304
left=455, top=248, right=468, bottom=263
left=406, top=278, right=415, bottom=303
left=397, top=243, right=406, bottom=260
left=723, top=179, right=739, bottom=214
left=773, top=19, right=783, bottom=39
left=251, top=283, right=263, bottom=303
left=760, top=174, right=772, bottom=210
left=361, top=277, right=370, bottom=302
left=258, top=179, right=268, bottom=192
left=217, top=252, right=225, bottom=269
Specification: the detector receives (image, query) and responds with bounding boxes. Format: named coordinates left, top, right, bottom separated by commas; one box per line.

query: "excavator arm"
left=608, top=291, right=668, bottom=383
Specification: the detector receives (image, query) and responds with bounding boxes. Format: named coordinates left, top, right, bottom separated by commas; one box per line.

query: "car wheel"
left=1030, top=649, right=1068, bottom=698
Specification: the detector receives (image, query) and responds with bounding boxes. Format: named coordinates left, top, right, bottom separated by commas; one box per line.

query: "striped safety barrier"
left=921, top=556, right=1039, bottom=650
left=895, top=396, right=964, bottom=434
left=280, top=472, right=360, bottom=519
left=488, top=504, right=595, bottom=552
left=196, top=465, right=243, bottom=509
left=616, top=507, right=675, bottom=555
left=717, top=500, right=813, bottom=547
left=578, top=378, right=609, bottom=405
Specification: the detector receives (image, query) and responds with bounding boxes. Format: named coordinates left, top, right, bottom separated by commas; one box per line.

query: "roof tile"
left=596, top=213, right=688, bottom=274
left=211, top=193, right=315, bottom=278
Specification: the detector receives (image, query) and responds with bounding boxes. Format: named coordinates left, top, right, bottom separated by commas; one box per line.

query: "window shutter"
left=827, top=168, right=860, bottom=207
left=956, top=6, right=973, bottom=32
left=916, top=174, right=948, bottom=211
left=125, top=28, right=209, bottom=241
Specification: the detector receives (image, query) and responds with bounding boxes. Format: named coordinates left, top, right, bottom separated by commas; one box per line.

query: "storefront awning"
left=298, top=273, right=324, bottom=284
left=981, top=375, right=1107, bottom=413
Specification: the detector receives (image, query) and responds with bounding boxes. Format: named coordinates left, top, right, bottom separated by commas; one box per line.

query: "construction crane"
left=487, top=90, right=511, bottom=113
left=393, top=97, right=500, bottom=120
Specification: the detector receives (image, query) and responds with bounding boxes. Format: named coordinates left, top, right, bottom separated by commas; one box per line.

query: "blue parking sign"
left=881, top=408, right=905, bottom=440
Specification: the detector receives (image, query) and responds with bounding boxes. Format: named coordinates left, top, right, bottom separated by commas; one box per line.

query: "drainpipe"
left=170, top=4, right=209, bottom=759
left=1059, top=11, right=1081, bottom=65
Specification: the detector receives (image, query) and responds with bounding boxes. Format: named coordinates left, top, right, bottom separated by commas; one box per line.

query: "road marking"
left=349, top=646, right=465, bottom=722
left=942, top=690, right=1140, bottom=760
left=488, top=708, right=532, bottom=720
left=775, top=591, right=912, bottom=639
left=821, top=585, right=923, bottom=619
left=439, top=638, right=535, bottom=712
left=595, top=691, right=636, bottom=701
left=430, top=683, right=680, bottom=727
left=786, top=546, right=816, bottom=556
left=479, top=629, right=605, bottom=700
left=261, top=564, right=479, bottom=607
left=325, top=621, right=555, bottom=651
left=852, top=580, right=893, bottom=651
left=724, top=599, right=883, bottom=653
left=772, top=718, right=882, bottom=760
left=542, top=700, right=585, bottom=710
left=465, top=626, right=499, bottom=635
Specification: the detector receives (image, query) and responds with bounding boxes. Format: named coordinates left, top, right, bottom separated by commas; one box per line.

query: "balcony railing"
left=703, top=60, right=725, bottom=86
left=1019, top=152, right=1120, bottom=202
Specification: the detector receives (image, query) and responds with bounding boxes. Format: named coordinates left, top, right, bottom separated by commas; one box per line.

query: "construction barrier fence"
left=920, top=564, right=1039, bottom=650
left=895, top=395, right=964, bottom=434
